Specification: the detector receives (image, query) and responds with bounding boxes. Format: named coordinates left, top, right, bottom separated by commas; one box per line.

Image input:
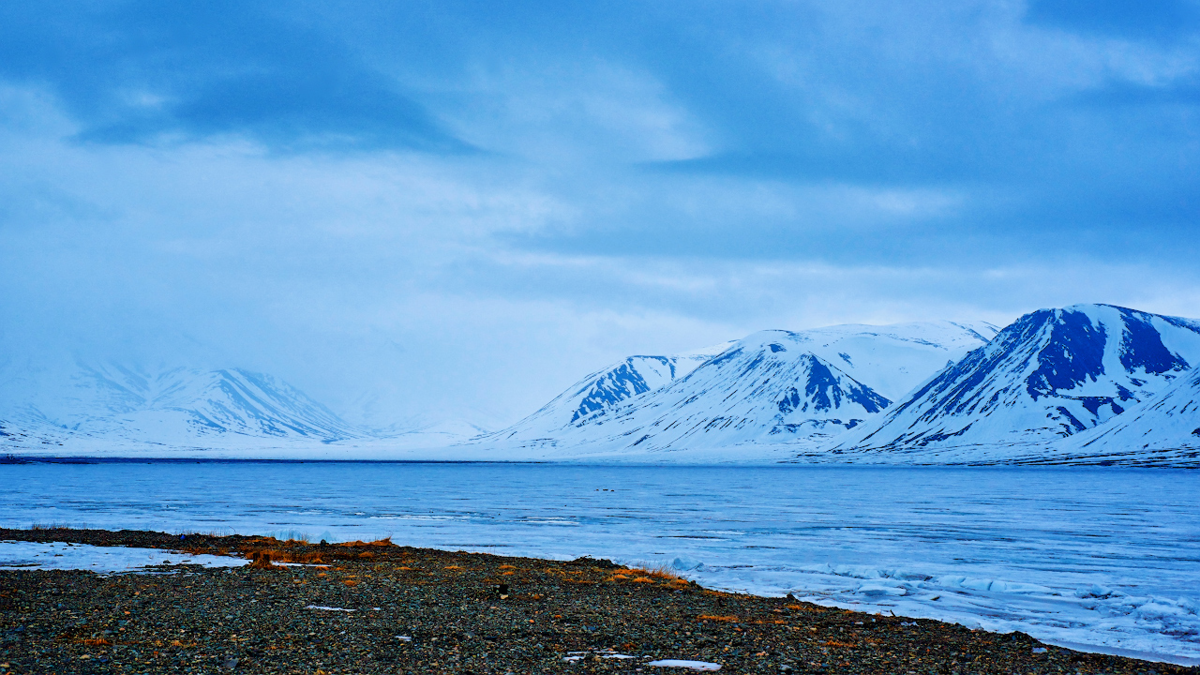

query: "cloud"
left=1024, top=0, right=1200, bottom=43
left=0, top=1, right=469, bottom=153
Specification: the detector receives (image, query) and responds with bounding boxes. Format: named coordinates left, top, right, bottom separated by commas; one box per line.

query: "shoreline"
left=2, top=528, right=1197, bottom=674
left=5, top=455, right=1195, bottom=470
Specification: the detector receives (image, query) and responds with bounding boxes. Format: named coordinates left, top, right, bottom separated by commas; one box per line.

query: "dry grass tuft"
left=823, top=640, right=855, bottom=648
left=247, top=552, right=281, bottom=570
left=336, top=538, right=394, bottom=548
left=626, top=564, right=680, bottom=580
left=243, top=549, right=325, bottom=566
left=498, top=564, right=517, bottom=570
left=630, top=576, right=656, bottom=583
left=343, top=579, right=359, bottom=587
left=698, top=615, right=739, bottom=622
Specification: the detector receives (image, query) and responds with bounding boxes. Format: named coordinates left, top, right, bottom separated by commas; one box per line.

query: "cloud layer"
left=1, top=1, right=1198, bottom=427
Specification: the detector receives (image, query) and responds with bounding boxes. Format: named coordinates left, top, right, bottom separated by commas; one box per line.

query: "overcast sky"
left=1, top=0, right=1198, bottom=428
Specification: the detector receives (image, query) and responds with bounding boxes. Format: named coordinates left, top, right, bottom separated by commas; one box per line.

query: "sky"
left=1, top=0, right=1198, bottom=429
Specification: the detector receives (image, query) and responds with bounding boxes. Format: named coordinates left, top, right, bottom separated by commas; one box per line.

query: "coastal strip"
left=1, top=528, right=1195, bottom=675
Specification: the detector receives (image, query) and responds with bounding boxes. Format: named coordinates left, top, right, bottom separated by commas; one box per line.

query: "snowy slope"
left=1048, top=364, right=1200, bottom=466
left=833, top=305, right=1200, bottom=461
left=478, top=321, right=997, bottom=459
left=370, top=418, right=490, bottom=447
left=779, top=321, right=999, bottom=401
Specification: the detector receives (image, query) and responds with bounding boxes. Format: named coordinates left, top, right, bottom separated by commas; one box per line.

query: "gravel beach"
left=1, top=528, right=1195, bottom=675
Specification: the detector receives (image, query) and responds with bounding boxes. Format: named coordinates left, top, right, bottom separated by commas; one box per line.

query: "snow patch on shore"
left=0, top=540, right=247, bottom=573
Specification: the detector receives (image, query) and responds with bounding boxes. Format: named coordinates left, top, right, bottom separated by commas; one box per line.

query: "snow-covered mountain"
left=0, top=360, right=361, bottom=447
left=1049, top=363, right=1200, bottom=466
left=485, top=342, right=734, bottom=444
left=832, top=305, right=1200, bottom=461
left=478, top=321, right=997, bottom=459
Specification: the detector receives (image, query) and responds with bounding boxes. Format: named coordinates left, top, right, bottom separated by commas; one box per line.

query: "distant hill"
left=0, top=359, right=485, bottom=455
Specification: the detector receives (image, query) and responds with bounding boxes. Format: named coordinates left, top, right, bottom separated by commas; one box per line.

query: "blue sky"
left=1, top=0, right=1198, bottom=427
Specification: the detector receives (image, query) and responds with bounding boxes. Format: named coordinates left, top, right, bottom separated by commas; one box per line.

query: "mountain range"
left=473, top=321, right=999, bottom=459
left=0, top=359, right=480, bottom=454
left=4, top=303, right=1199, bottom=466
left=474, top=305, right=1200, bottom=465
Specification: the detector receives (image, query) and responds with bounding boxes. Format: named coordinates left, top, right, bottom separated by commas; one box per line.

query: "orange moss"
left=343, top=579, right=359, bottom=587
left=698, top=615, right=739, bottom=623
left=78, top=637, right=111, bottom=646
left=498, top=564, right=517, bottom=570
left=823, top=640, right=856, bottom=648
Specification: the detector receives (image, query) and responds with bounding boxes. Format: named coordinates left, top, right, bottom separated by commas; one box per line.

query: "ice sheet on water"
left=679, top=561, right=1200, bottom=665
left=0, top=540, right=246, bottom=573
